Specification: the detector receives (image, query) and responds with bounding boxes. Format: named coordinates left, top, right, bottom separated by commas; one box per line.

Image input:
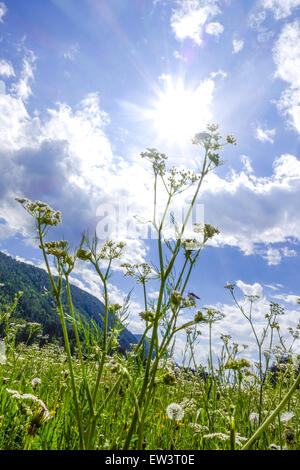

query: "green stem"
left=241, top=372, right=300, bottom=450
left=38, top=228, right=85, bottom=450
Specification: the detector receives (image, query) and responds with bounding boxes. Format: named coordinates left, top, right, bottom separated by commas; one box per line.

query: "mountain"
left=0, top=251, right=138, bottom=352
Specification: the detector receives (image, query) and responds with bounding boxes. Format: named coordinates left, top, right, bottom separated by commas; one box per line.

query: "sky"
left=0, top=0, right=300, bottom=365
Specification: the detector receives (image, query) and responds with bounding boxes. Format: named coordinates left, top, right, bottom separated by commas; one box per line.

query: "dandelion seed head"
left=280, top=411, right=295, bottom=423
left=249, top=412, right=259, bottom=426
left=166, top=403, right=184, bottom=421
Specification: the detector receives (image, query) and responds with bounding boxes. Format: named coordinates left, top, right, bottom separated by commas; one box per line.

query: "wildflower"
left=121, top=262, right=152, bottom=284
left=109, top=304, right=122, bottom=315
left=28, top=407, right=52, bottom=436
left=203, top=307, right=225, bottom=323
left=203, top=432, right=230, bottom=441
left=203, top=224, right=219, bottom=241
left=167, top=166, right=198, bottom=193
left=139, top=310, right=155, bottom=323
left=166, top=403, right=184, bottom=421
left=280, top=411, right=294, bottom=423
left=220, top=333, right=232, bottom=345
left=225, top=358, right=250, bottom=371
left=31, top=377, right=42, bottom=390
left=189, top=423, right=209, bottom=433
left=194, top=311, right=204, bottom=323
left=162, top=371, right=176, bottom=385
left=170, top=290, right=183, bottom=311
left=192, top=132, right=211, bottom=145
left=269, top=443, right=281, bottom=450
left=226, top=134, right=237, bottom=145
left=245, top=294, right=260, bottom=303
left=0, top=340, right=6, bottom=365
left=224, top=283, right=235, bottom=293
left=181, top=238, right=202, bottom=251
left=249, top=412, right=259, bottom=426
left=140, top=148, right=167, bottom=175
left=6, top=388, right=52, bottom=434
left=263, top=350, right=271, bottom=360
left=185, top=327, right=194, bottom=335
left=235, top=434, right=248, bottom=446
left=15, top=198, right=62, bottom=226
left=180, top=398, right=197, bottom=415
left=269, top=301, right=285, bottom=316
left=76, top=248, right=92, bottom=261
left=157, top=357, right=176, bottom=373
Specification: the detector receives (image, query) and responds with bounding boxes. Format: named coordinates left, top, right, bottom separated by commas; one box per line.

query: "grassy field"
left=0, top=337, right=299, bottom=451
left=1, top=126, right=299, bottom=451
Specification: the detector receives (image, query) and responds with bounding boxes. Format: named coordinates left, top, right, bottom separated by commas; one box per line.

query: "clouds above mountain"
left=0, top=26, right=300, bottom=272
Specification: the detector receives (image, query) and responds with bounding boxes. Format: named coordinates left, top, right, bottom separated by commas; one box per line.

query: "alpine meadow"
left=0, top=0, right=299, bottom=453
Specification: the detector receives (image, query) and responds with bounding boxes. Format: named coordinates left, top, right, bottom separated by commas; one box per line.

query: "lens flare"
left=145, top=76, right=214, bottom=147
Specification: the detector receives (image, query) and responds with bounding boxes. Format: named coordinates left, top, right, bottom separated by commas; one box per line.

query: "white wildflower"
left=180, top=398, right=197, bottom=415
left=235, top=433, right=248, bottom=445
left=192, top=132, right=211, bottom=145
left=203, top=432, right=230, bottom=441
left=31, top=377, right=42, bottom=389
left=280, top=411, right=295, bottom=423
left=249, top=412, right=259, bottom=426
left=190, top=423, right=209, bottom=433
left=269, top=443, right=281, bottom=450
left=0, top=340, right=6, bottom=365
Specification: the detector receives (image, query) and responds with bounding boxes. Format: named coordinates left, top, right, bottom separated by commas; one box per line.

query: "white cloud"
left=173, top=50, right=186, bottom=61
left=272, top=293, right=299, bottom=304
left=197, top=152, right=300, bottom=259
left=10, top=50, right=36, bottom=102
left=62, top=43, right=79, bottom=61
left=1, top=46, right=300, bottom=275
left=236, top=280, right=263, bottom=297
left=273, top=20, right=300, bottom=133
left=255, top=126, right=276, bottom=143
left=171, top=0, right=221, bottom=46
left=0, top=49, right=152, bottom=268
left=249, top=9, right=273, bottom=42
left=264, top=247, right=282, bottom=265
left=0, top=59, right=15, bottom=78
left=264, top=245, right=296, bottom=265
left=273, top=21, right=300, bottom=88
left=281, top=246, right=296, bottom=257
left=261, top=0, right=300, bottom=19
left=232, top=39, right=244, bottom=53
left=210, top=69, right=227, bottom=79
left=0, top=2, right=7, bottom=23
left=264, top=283, right=279, bottom=291
left=205, top=21, right=224, bottom=37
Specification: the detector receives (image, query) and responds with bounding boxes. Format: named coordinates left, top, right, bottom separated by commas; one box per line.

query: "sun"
left=145, top=76, right=214, bottom=147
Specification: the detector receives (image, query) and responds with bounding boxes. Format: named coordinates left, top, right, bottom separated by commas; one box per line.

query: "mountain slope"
left=0, top=251, right=138, bottom=351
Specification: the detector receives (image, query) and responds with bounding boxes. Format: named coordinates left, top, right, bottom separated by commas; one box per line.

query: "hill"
left=0, top=251, right=138, bottom=352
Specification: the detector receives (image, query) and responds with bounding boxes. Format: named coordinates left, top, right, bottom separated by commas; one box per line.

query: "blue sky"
left=0, top=0, right=300, bottom=364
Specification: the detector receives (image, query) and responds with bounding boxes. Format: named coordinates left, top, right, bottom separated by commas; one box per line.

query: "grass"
left=1, top=125, right=299, bottom=451
left=0, top=336, right=299, bottom=450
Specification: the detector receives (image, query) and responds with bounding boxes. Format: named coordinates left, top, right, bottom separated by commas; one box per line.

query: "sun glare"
left=146, top=76, right=214, bottom=147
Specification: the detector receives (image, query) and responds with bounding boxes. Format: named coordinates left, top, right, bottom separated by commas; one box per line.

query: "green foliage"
left=0, top=251, right=137, bottom=351
left=2, top=126, right=298, bottom=451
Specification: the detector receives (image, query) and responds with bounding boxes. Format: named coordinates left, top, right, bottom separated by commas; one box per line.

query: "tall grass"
left=0, top=125, right=299, bottom=451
